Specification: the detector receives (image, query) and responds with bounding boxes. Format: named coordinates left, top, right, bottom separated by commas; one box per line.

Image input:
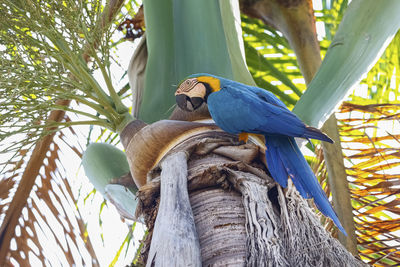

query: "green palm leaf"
left=293, top=0, right=400, bottom=127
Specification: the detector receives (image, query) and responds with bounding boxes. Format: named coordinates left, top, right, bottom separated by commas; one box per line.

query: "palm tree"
left=1, top=0, right=399, bottom=266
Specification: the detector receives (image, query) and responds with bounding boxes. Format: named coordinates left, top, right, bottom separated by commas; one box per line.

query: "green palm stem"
left=240, top=0, right=358, bottom=254
left=55, top=54, right=132, bottom=131
left=51, top=120, right=113, bottom=131
left=51, top=53, right=119, bottom=121
left=91, top=50, right=130, bottom=115
left=75, top=61, right=134, bottom=131
left=50, top=105, right=111, bottom=122
left=69, top=95, right=113, bottom=119
left=74, top=62, right=117, bottom=112
left=45, top=26, right=132, bottom=127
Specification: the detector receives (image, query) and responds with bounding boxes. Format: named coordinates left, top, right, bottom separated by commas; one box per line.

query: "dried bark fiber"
left=146, top=152, right=201, bottom=267
left=132, top=125, right=364, bottom=266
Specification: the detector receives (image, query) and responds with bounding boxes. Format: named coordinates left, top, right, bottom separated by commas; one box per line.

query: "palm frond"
left=0, top=131, right=99, bottom=266
left=338, top=102, right=400, bottom=265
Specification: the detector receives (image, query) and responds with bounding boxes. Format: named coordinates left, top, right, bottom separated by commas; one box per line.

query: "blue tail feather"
left=264, top=135, right=346, bottom=235
left=303, top=126, right=333, bottom=143
left=265, top=140, right=288, bottom=188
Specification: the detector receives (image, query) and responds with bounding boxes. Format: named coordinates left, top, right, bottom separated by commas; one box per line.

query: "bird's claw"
left=238, top=132, right=249, bottom=143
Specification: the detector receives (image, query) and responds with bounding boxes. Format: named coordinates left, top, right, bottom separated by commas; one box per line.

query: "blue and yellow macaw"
left=175, top=73, right=346, bottom=234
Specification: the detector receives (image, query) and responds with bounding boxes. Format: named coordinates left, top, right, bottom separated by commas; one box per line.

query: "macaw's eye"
left=177, top=78, right=198, bottom=92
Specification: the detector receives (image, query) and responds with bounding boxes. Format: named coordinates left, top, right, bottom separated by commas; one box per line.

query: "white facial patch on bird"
left=175, top=78, right=199, bottom=95
left=175, top=78, right=208, bottom=112
left=175, top=80, right=207, bottom=99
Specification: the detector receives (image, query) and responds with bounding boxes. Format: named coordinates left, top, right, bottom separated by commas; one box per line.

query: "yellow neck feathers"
left=196, top=76, right=221, bottom=92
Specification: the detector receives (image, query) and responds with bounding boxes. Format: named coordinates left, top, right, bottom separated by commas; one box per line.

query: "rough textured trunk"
left=190, top=188, right=247, bottom=266
left=121, top=120, right=365, bottom=266
left=146, top=152, right=201, bottom=267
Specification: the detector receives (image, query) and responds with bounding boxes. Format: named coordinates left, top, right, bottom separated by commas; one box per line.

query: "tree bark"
left=190, top=188, right=247, bottom=266
left=122, top=120, right=365, bottom=266
left=146, top=152, right=201, bottom=267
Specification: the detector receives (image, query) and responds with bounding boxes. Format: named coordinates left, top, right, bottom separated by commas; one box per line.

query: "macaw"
left=175, top=73, right=346, bottom=234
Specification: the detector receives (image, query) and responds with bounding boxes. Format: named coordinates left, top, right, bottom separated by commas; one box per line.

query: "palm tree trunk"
left=122, top=120, right=365, bottom=266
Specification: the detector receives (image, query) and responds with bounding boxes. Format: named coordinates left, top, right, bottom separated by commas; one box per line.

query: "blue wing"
left=208, top=79, right=332, bottom=142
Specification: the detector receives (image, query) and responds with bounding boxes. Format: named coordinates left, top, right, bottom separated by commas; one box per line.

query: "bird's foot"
left=238, top=132, right=249, bottom=143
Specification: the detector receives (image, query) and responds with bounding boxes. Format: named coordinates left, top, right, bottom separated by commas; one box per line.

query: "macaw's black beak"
left=176, top=94, right=204, bottom=112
